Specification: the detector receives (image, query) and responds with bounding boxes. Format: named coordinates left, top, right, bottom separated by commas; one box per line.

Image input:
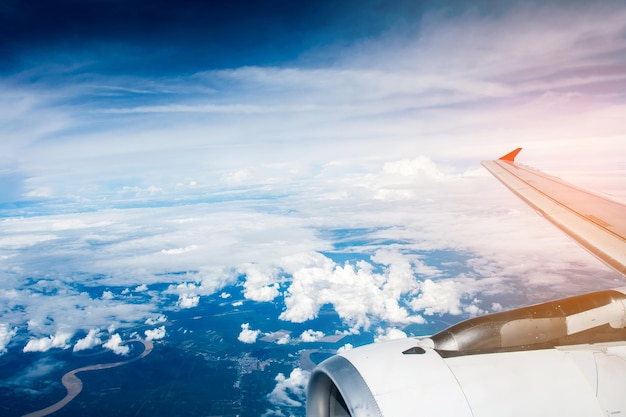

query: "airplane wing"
left=482, top=148, right=626, bottom=277
left=307, top=150, right=626, bottom=417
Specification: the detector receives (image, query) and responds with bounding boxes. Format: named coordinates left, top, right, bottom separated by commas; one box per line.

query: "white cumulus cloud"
left=103, top=334, right=130, bottom=355
left=170, top=283, right=202, bottom=309
left=177, top=293, right=200, bottom=309
left=237, top=323, right=261, bottom=344
left=267, top=368, right=310, bottom=408
left=409, top=279, right=465, bottom=316
left=0, top=324, right=17, bottom=355
left=300, top=329, right=325, bottom=342
left=241, top=264, right=281, bottom=302
left=144, top=326, right=166, bottom=341
left=23, top=331, right=73, bottom=353
left=73, top=328, right=102, bottom=352
left=278, top=250, right=425, bottom=331
left=145, top=315, right=167, bottom=325
left=374, top=327, right=408, bottom=343
left=337, top=343, right=353, bottom=353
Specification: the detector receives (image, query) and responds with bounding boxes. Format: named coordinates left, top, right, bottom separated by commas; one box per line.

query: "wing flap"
left=482, top=149, right=626, bottom=277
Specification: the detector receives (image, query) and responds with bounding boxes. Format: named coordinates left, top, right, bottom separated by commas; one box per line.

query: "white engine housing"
left=307, top=288, right=626, bottom=417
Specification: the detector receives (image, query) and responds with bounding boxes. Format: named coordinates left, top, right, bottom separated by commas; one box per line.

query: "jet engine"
left=307, top=288, right=626, bottom=417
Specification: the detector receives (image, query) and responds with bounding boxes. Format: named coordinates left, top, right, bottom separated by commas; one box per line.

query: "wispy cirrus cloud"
left=1, top=2, right=624, bottom=206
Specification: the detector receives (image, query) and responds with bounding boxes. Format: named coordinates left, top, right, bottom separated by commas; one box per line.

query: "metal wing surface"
left=481, top=148, right=626, bottom=277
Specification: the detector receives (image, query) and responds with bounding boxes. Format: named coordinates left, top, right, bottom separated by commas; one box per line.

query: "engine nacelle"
left=307, top=288, right=626, bottom=417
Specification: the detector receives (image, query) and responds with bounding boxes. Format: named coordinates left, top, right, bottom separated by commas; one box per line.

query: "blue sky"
left=1, top=0, right=432, bottom=72
left=2, top=0, right=625, bottom=207
left=1, top=0, right=625, bottom=382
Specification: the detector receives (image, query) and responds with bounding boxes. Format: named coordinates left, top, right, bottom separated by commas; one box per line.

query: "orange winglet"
left=499, top=148, right=522, bottom=162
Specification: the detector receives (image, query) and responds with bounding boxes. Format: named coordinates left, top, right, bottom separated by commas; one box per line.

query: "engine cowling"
left=307, top=288, right=626, bottom=417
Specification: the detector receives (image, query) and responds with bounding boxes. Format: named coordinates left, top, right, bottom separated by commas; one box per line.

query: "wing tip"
left=499, top=148, right=522, bottom=162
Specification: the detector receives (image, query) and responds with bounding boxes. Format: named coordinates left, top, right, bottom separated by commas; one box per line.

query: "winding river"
left=22, top=339, right=153, bottom=417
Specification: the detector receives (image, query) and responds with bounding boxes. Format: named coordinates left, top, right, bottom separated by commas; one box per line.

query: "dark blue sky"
left=0, top=0, right=445, bottom=75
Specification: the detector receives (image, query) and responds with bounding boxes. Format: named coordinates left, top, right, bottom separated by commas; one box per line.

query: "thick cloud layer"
left=0, top=154, right=620, bottom=355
